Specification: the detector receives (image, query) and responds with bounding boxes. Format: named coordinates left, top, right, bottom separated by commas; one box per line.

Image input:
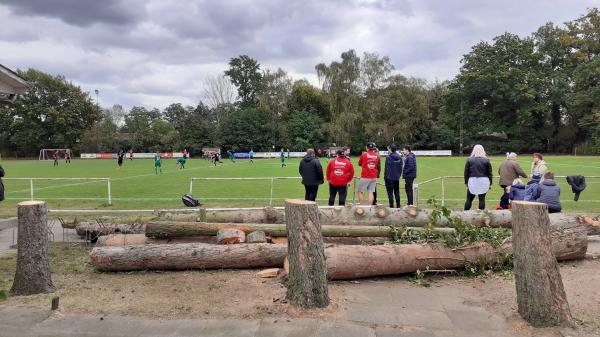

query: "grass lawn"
left=0, top=155, right=599, bottom=215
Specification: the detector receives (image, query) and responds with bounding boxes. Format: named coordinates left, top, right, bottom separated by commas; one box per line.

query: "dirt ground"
left=0, top=242, right=599, bottom=336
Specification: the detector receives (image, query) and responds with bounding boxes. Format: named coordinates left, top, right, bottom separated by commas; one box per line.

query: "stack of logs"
left=82, top=205, right=596, bottom=280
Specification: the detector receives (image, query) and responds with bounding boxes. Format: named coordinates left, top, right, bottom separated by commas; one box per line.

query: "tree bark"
left=96, top=234, right=216, bottom=246
left=217, top=228, right=245, bottom=244
left=146, top=221, right=455, bottom=239
left=10, top=201, right=55, bottom=296
left=284, top=199, right=329, bottom=308
left=511, top=201, right=575, bottom=327
left=246, top=231, right=267, bottom=243
left=90, top=243, right=287, bottom=271
left=325, top=219, right=587, bottom=280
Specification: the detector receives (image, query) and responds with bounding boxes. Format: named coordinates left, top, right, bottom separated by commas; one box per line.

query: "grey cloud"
left=0, top=0, right=145, bottom=26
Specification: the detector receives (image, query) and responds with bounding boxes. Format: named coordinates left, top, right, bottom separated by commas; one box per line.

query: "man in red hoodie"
left=326, top=150, right=355, bottom=206
left=358, top=142, right=380, bottom=205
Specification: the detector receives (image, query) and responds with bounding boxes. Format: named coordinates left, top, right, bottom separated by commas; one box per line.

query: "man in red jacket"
left=358, top=142, right=380, bottom=205
left=326, top=150, right=355, bottom=206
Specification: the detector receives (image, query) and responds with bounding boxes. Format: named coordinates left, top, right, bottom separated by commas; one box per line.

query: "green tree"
left=287, top=80, right=330, bottom=120
left=285, top=110, right=327, bottom=150
left=0, top=69, right=100, bottom=156
left=219, top=107, right=272, bottom=151
left=225, top=55, right=263, bottom=107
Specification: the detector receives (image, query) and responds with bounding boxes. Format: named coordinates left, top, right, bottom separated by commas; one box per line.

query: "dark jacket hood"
left=303, top=155, right=315, bottom=162
left=542, top=179, right=556, bottom=186
left=512, top=184, right=526, bottom=190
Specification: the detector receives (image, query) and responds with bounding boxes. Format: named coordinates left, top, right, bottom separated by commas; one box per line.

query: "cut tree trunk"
left=217, top=228, right=245, bottom=244
left=75, top=222, right=146, bottom=237
left=246, top=231, right=267, bottom=243
left=324, top=218, right=587, bottom=280
left=96, top=234, right=216, bottom=246
left=511, top=201, right=575, bottom=327
left=10, top=201, right=55, bottom=296
left=90, top=243, right=287, bottom=271
left=145, top=221, right=455, bottom=239
left=284, top=199, right=329, bottom=308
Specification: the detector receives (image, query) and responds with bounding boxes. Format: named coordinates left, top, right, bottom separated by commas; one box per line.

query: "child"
left=154, top=152, right=162, bottom=174
left=497, top=186, right=511, bottom=210
left=524, top=173, right=541, bottom=201
left=509, top=178, right=526, bottom=201
left=534, top=172, right=561, bottom=213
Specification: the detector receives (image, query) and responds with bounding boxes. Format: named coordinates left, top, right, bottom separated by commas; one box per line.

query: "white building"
left=0, top=64, right=28, bottom=104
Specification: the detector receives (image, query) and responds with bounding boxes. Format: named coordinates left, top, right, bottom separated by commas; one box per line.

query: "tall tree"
left=219, top=107, right=272, bottom=151
left=224, top=55, right=263, bottom=107
left=0, top=69, right=100, bottom=156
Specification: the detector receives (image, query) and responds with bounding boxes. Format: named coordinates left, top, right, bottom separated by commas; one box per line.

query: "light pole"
left=459, top=84, right=464, bottom=156
left=94, top=89, right=99, bottom=111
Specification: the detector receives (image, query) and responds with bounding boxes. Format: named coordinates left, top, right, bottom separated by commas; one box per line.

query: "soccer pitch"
left=0, top=155, right=599, bottom=215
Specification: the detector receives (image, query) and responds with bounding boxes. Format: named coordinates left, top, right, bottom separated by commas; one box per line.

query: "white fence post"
left=269, top=177, right=275, bottom=206
left=441, top=176, right=446, bottom=206
left=107, top=178, right=112, bottom=205
left=189, top=178, right=194, bottom=195
left=413, top=183, right=419, bottom=207
left=30, top=179, right=34, bottom=201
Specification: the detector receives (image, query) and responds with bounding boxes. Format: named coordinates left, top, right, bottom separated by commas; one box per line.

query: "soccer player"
left=183, top=148, right=189, bottom=159
left=177, top=156, right=186, bottom=169
left=326, top=150, right=354, bottom=206
left=65, top=151, right=71, bottom=164
left=154, top=152, right=162, bottom=174
left=53, top=151, right=59, bottom=166
left=280, top=149, right=286, bottom=168
left=249, top=149, right=255, bottom=163
left=358, top=142, right=380, bottom=205
left=129, top=149, right=134, bottom=161
left=117, top=150, right=125, bottom=169
left=228, top=150, right=235, bottom=163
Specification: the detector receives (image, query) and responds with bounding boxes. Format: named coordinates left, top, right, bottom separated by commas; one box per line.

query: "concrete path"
left=0, top=219, right=83, bottom=255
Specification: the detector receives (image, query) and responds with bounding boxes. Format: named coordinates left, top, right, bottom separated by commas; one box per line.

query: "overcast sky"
left=0, top=0, right=597, bottom=110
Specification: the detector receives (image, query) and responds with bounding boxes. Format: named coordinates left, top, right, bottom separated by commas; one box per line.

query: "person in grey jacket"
left=533, top=172, right=561, bottom=213
left=299, top=148, right=324, bottom=201
left=384, top=144, right=403, bottom=208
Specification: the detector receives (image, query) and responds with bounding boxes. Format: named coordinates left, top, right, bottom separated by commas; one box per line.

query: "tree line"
left=1, top=8, right=599, bottom=157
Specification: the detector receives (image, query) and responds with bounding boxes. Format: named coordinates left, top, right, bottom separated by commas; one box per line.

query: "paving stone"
left=375, top=326, right=437, bottom=337
left=173, top=318, right=259, bottom=337
left=445, top=309, right=505, bottom=332
left=344, top=304, right=454, bottom=330
left=315, top=320, right=376, bottom=337
left=256, top=318, right=320, bottom=337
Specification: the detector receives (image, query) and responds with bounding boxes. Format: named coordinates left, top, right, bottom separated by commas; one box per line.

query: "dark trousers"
left=385, top=179, right=401, bottom=208
left=328, top=185, right=347, bottom=206
left=548, top=207, right=561, bottom=214
left=304, top=185, right=319, bottom=201
left=465, top=190, right=486, bottom=210
left=404, top=178, right=415, bottom=205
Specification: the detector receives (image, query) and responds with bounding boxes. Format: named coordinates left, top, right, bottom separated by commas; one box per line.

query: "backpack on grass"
left=182, top=194, right=200, bottom=207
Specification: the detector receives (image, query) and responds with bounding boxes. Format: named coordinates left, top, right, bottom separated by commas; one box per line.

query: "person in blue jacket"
left=524, top=173, right=541, bottom=201
left=384, top=144, right=403, bottom=208
left=402, top=145, right=417, bottom=206
left=508, top=178, right=527, bottom=201
left=534, top=172, right=562, bottom=213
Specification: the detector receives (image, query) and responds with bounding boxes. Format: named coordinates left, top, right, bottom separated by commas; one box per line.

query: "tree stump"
left=10, top=201, right=55, bottom=296
left=284, top=199, right=329, bottom=308
left=216, top=228, right=245, bottom=244
left=511, top=201, right=574, bottom=327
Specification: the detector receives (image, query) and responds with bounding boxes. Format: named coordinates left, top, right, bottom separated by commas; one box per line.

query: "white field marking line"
left=5, top=163, right=230, bottom=195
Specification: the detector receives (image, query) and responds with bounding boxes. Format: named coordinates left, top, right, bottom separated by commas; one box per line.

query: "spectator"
left=524, top=173, right=541, bottom=201
left=498, top=152, right=527, bottom=189
left=384, top=144, right=403, bottom=208
left=509, top=178, right=527, bottom=201
left=358, top=142, right=380, bottom=205
left=464, top=144, right=493, bottom=210
left=299, top=148, right=324, bottom=201
left=534, top=172, right=562, bottom=213
left=326, top=150, right=354, bottom=206
left=402, top=145, right=417, bottom=206
left=531, top=153, right=548, bottom=181
left=0, top=164, right=4, bottom=202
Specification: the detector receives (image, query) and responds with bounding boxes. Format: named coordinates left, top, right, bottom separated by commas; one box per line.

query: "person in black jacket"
left=384, top=144, right=403, bottom=208
left=402, top=145, right=417, bottom=206
left=0, top=164, right=5, bottom=202
left=299, top=148, right=324, bottom=201
left=464, top=144, right=493, bottom=210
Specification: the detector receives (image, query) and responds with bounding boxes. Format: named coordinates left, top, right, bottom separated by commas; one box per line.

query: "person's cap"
left=336, top=149, right=345, bottom=157
left=388, top=144, right=397, bottom=152
left=531, top=173, right=541, bottom=181
left=366, top=142, right=376, bottom=150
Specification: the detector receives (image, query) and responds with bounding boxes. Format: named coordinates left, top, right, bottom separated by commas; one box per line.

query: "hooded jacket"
left=0, top=165, right=4, bottom=201
left=534, top=179, right=561, bottom=211
left=326, top=156, right=354, bottom=186
left=402, top=152, right=417, bottom=179
left=509, top=183, right=526, bottom=201
left=299, top=155, right=324, bottom=186
left=524, top=179, right=539, bottom=202
left=384, top=151, right=403, bottom=181
left=566, top=175, right=586, bottom=202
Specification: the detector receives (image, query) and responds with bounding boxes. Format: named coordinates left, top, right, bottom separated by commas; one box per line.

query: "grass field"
left=0, top=155, right=599, bottom=215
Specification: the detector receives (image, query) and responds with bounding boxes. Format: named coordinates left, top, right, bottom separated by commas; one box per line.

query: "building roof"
left=0, top=64, right=29, bottom=103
